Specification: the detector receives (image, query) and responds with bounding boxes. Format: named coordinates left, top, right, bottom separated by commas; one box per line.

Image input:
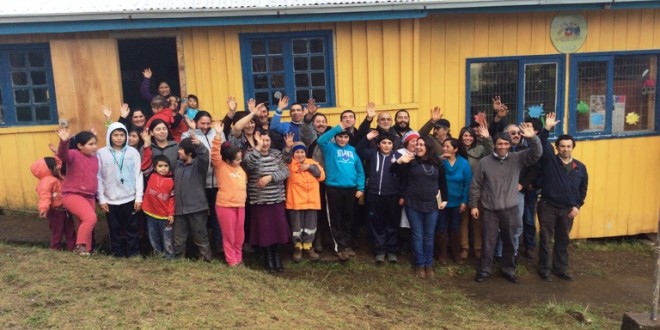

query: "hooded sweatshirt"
left=30, top=158, right=63, bottom=213
left=317, top=125, right=365, bottom=191
left=97, top=122, right=144, bottom=205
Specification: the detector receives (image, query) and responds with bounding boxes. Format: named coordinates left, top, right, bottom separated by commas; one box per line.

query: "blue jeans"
left=495, top=192, right=524, bottom=257
left=436, top=207, right=461, bottom=233
left=405, top=206, right=438, bottom=267
left=147, top=216, right=173, bottom=258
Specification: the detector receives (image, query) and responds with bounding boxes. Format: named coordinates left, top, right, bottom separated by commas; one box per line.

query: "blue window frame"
left=239, top=31, right=335, bottom=110
left=0, top=43, right=58, bottom=126
left=569, top=50, right=659, bottom=139
left=466, top=55, right=565, bottom=135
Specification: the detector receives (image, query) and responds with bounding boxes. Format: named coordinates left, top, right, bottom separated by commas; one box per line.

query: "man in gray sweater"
left=470, top=122, right=541, bottom=284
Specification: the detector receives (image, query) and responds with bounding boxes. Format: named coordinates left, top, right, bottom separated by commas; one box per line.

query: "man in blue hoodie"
left=317, top=122, right=366, bottom=261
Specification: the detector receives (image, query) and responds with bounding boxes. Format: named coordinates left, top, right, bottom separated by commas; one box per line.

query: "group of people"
left=31, top=69, right=588, bottom=282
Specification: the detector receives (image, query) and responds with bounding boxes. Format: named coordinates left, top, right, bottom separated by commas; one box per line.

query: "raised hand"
left=284, top=132, right=295, bottom=149
left=545, top=112, right=560, bottom=131
left=140, top=129, right=151, bottom=146
left=366, top=102, right=377, bottom=120
left=366, top=129, right=379, bottom=141
left=519, top=122, right=536, bottom=138
left=278, top=95, right=289, bottom=111
left=90, top=127, right=98, bottom=137
left=184, top=115, right=196, bottom=130
left=120, top=103, right=130, bottom=119
left=247, top=98, right=257, bottom=114
left=227, top=96, right=237, bottom=113
left=254, top=130, right=263, bottom=150
left=476, top=123, right=490, bottom=139
left=492, top=95, right=503, bottom=111
left=190, top=133, right=201, bottom=145
left=48, top=143, right=57, bottom=154
left=431, top=106, right=443, bottom=122
left=396, top=153, right=415, bottom=164
left=212, top=120, right=224, bottom=136
left=101, top=105, right=112, bottom=120
left=339, top=121, right=350, bottom=131
left=475, top=112, right=487, bottom=126
left=142, top=68, right=152, bottom=79
left=307, top=98, right=319, bottom=115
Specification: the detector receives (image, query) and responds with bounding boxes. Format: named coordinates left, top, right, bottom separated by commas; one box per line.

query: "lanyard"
left=111, top=149, right=126, bottom=184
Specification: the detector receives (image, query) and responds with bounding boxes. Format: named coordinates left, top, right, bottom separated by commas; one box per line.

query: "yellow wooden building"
left=0, top=0, right=658, bottom=238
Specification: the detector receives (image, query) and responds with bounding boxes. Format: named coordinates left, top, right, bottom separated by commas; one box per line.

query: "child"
left=57, top=127, right=99, bottom=255
left=172, top=135, right=212, bottom=261
left=283, top=137, right=325, bottom=262
left=145, top=96, right=187, bottom=142
left=141, top=155, right=175, bottom=258
left=211, top=121, right=248, bottom=266
left=31, top=156, right=75, bottom=251
left=181, top=94, right=201, bottom=121
left=97, top=122, right=144, bottom=258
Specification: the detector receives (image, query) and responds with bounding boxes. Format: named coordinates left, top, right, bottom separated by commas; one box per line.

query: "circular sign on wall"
left=550, top=14, right=588, bottom=53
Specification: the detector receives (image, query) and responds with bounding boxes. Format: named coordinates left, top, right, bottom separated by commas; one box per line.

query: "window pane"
left=469, top=61, right=518, bottom=124
left=255, top=92, right=270, bottom=105
left=253, top=74, right=268, bottom=89
left=296, top=90, right=309, bottom=103
left=311, top=73, right=325, bottom=87
left=16, top=106, right=32, bottom=122
left=524, top=63, right=557, bottom=131
left=271, top=74, right=284, bottom=88
left=310, top=56, right=325, bottom=70
left=269, top=56, right=283, bottom=72
left=31, top=71, right=47, bottom=85
left=33, top=88, right=49, bottom=103
left=9, top=53, right=25, bottom=68
left=14, top=89, right=30, bottom=104
left=252, top=41, right=266, bottom=55
left=35, top=106, right=51, bottom=121
left=576, top=61, right=608, bottom=132
left=312, top=89, right=326, bottom=103
left=252, top=57, right=266, bottom=73
left=309, top=39, right=324, bottom=53
left=613, top=55, right=656, bottom=132
left=28, top=52, right=45, bottom=67
left=292, top=40, right=307, bottom=54
left=268, top=41, right=282, bottom=54
left=294, top=57, right=308, bottom=71
left=295, top=73, right=309, bottom=87
left=12, top=72, right=28, bottom=86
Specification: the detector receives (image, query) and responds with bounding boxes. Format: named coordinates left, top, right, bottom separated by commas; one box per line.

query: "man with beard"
left=394, top=109, right=413, bottom=139
left=357, top=102, right=403, bottom=149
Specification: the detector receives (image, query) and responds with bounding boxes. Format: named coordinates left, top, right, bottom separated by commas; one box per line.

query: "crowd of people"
left=30, top=69, right=588, bottom=283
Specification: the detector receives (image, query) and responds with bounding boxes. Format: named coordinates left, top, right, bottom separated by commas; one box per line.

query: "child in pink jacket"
left=31, top=156, right=76, bottom=251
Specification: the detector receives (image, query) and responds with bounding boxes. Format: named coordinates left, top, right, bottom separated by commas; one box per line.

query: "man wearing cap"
left=317, top=122, right=366, bottom=261
left=471, top=122, right=542, bottom=284
left=419, top=106, right=451, bottom=157
left=357, top=102, right=403, bottom=150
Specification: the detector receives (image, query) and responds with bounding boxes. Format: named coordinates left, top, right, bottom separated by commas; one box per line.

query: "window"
left=570, top=52, right=658, bottom=138
left=240, top=31, right=335, bottom=110
left=0, top=44, right=58, bottom=126
left=467, top=56, right=565, bottom=134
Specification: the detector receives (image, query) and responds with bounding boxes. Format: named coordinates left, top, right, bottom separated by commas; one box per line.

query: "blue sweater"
left=317, top=125, right=365, bottom=191
left=270, top=111, right=302, bottom=141
left=442, top=156, right=472, bottom=208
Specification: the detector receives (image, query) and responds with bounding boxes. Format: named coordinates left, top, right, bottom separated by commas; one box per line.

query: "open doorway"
left=117, top=37, right=180, bottom=118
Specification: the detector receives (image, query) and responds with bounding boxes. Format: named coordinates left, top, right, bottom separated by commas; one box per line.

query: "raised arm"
left=140, top=68, right=155, bottom=102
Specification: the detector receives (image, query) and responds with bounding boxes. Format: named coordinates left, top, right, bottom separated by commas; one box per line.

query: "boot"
left=415, top=267, right=426, bottom=279
left=435, top=233, right=449, bottom=265
left=293, top=242, right=303, bottom=263
left=450, top=231, right=464, bottom=265
left=313, top=233, right=324, bottom=253
left=263, top=246, right=275, bottom=272
left=306, top=248, right=320, bottom=261
left=273, top=244, right=284, bottom=273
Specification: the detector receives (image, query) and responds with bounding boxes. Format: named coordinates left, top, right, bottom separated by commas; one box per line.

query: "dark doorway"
left=117, top=38, right=180, bottom=118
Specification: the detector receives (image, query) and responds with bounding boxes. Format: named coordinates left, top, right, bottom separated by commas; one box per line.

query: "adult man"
left=339, top=109, right=361, bottom=147
left=270, top=96, right=304, bottom=141
left=394, top=109, right=413, bottom=139
left=471, top=122, right=541, bottom=284
left=536, top=113, right=588, bottom=281
left=357, top=102, right=403, bottom=149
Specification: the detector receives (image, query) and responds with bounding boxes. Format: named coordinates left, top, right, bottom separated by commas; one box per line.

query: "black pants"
left=106, top=201, right=139, bottom=257
left=174, top=210, right=211, bottom=261
left=478, top=207, right=519, bottom=276
left=537, top=201, right=574, bottom=275
left=367, top=194, right=400, bottom=255
left=326, top=186, right=356, bottom=252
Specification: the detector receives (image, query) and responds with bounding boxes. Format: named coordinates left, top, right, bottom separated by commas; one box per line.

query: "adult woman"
left=229, top=98, right=259, bottom=153
left=182, top=111, right=223, bottom=257
left=141, top=119, right=179, bottom=173
left=457, top=124, right=492, bottom=260
left=437, top=138, right=472, bottom=265
left=118, top=106, right=148, bottom=132
left=242, top=131, right=290, bottom=272
left=140, top=68, right=172, bottom=103
left=391, top=136, right=448, bottom=279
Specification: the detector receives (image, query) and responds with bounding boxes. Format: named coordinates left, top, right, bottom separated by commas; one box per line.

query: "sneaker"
left=75, top=245, right=90, bottom=256
left=306, top=249, right=320, bottom=261
left=344, top=247, right=356, bottom=257
left=387, top=253, right=398, bottom=263
left=375, top=254, right=386, bottom=263
left=293, top=248, right=303, bottom=263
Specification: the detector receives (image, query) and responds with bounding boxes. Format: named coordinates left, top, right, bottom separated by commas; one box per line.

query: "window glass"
left=613, top=55, right=656, bottom=132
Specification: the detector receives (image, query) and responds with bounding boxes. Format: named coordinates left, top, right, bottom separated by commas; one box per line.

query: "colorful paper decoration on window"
left=528, top=104, right=544, bottom=118
left=625, top=112, right=640, bottom=125
left=590, top=112, right=604, bottom=126
left=577, top=101, right=589, bottom=114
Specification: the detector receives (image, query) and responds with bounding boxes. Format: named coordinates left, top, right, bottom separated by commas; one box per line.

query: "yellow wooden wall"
left=0, top=9, right=658, bottom=238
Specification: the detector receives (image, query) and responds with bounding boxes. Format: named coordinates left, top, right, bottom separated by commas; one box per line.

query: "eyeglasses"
left=379, top=118, right=392, bottom=121
left=508, top=131, right=520, bottom=136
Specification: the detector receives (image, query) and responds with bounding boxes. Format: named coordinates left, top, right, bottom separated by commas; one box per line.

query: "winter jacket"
left=30, top=158, right=63, bottom=213
left=242, top=149, right=289, bottom=205
left=173, top=142, right=209, bottom=215
left=142, top=172, right=175, bottom=219
left=317, top=125, right=366, bottom=191
left=57, top=139, right=98, bottom=198
left=284, top=157, right=325, bottom=210
left=182, top=128, right=224, bottom=189
left=390, top=158, right=448, bottom=213
left=538, top=129, right=588, bottom=209
left=357, top=137, right=399, bottom=197
left=145, top=108, right=187, bottom=142
left=142, top=141, right=179, bottom=176
left=465, top=137, right=494, bottom=169
left=211, top=138, right=247, bottom=208
left=97, top=122, right=144, bottom=205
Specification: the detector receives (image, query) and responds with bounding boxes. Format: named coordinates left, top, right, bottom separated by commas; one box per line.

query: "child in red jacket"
left=31, top=156, right=75, bottom=251
left=141, top=154, right=175, bottom=258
